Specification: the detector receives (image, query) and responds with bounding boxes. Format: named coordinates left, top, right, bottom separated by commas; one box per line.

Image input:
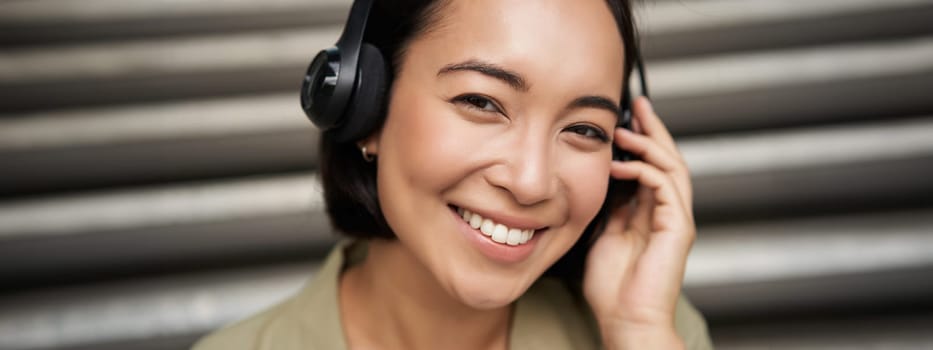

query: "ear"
left=357, top=131, right=382, bottom=156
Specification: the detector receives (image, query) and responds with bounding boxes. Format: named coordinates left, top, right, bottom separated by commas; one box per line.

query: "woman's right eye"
left=452, top=94, right=503, bottom=114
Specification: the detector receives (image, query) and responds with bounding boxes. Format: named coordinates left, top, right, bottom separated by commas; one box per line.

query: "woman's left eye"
left=564, top=124, right=609, bottom=142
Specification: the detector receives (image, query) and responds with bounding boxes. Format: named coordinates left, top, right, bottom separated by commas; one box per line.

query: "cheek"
left=560, top=151, right=612, bottom=227
left=381, top=98, right=472, bottom=192
left=376, top=80, right=485, bottom=232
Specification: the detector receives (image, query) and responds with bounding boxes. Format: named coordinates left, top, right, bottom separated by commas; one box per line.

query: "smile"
left=456, top=207, right=535, bottom=246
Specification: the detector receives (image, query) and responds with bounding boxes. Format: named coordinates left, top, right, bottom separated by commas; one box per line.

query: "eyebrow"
left=437, top=59, right=529, bottom=92
left=569, top=95, right=621, bottom=116
left=437, top=59, right=621, bottom=116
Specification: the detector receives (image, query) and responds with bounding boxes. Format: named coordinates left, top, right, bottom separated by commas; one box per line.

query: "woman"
left=195, top=0, right=711, bottom=348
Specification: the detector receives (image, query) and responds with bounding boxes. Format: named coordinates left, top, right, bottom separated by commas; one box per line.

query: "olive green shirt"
left=193, top=241, right=713, bottom=349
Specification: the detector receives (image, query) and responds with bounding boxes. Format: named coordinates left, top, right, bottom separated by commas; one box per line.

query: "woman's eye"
left=453, top=94, right=502, bottom=113
left=565, top=124, right=609, bottom=142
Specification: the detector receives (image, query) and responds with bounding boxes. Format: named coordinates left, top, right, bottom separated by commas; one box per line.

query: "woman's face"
left=368, top=0, right=625, bottom=308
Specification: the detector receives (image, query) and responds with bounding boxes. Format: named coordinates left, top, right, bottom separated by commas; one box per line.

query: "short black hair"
left=319, top=0, right=641, bottom=279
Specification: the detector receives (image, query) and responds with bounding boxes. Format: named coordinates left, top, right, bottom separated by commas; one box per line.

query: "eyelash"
left=565, top=124, right=609, bottom=142
left=451, top=94, right=609, bottom=142
left=452, top=94, right=503, bottom=114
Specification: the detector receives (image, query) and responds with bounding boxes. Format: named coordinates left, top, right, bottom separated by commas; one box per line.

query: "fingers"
left=631, top=97, right=678, bottom=156
left=615, top=128, right=685, bottom=175
left=610, top=160, right=688, bottom=230
left=617, top=97, right=694, bottom=210
left=609, top=97, right=695, bottom=239
left=612, top=160, right=696, bottom=272
left=588, top=98, right=696, bottom=323
left=615, top=128, right=692, bottom=206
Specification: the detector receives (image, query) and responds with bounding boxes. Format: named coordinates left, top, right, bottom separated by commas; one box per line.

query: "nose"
left=485, top=134, right=559, bottom=206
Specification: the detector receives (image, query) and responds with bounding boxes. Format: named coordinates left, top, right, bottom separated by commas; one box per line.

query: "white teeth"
left=506, top=228, right=522, bottom=245
left=492, top=224, right=508, bottom=243
left=469, top=212, right=482, bottom=229
left=459, top=208, right=536, bottom=245
left=480, top=219, right=495, bottom=236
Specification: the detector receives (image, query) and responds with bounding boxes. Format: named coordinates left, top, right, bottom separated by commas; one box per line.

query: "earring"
left=360, top=146, right=376, bottom=162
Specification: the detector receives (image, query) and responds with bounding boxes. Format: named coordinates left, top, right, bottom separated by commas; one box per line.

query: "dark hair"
left=320, top=0, right=640, bottom=279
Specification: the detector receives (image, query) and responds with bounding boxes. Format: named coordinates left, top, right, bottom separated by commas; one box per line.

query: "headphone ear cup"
left=333, top=43, right=389, bottom=142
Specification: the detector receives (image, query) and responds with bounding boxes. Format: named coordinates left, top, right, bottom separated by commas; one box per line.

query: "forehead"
left=403, top=0, right=626, bottom=97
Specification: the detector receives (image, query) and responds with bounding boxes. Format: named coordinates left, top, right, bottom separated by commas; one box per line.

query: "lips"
left=449, top=205, right=543, bottom=264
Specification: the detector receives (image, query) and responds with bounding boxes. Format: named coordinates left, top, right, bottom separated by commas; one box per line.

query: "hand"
left=582, top=97, right=696, bottom=349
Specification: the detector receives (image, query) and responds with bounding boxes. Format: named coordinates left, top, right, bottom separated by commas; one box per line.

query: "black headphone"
left=300, top=0, right=648, bottom=158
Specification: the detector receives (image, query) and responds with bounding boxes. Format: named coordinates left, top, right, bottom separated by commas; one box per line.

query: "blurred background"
left=1, top=0, right=933, bottom=348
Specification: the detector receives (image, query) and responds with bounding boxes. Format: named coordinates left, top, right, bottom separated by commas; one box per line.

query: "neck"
left=339, top=239, right=512, bottom=350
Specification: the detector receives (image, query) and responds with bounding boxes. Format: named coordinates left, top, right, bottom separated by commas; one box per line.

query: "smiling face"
left=364, top=0, right=625, bottom=309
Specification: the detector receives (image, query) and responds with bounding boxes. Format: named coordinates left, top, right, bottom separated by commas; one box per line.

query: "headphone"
left=300, top=0, right=648, bottom=160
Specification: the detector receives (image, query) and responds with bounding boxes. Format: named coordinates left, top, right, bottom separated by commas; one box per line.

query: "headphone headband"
left=335, top=0, right=373, bottom=72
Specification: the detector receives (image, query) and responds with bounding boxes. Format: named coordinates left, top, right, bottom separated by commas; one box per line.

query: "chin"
left=453, top=285, right=523, bottom=310
left=444, top=267, right=539, bottom=310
